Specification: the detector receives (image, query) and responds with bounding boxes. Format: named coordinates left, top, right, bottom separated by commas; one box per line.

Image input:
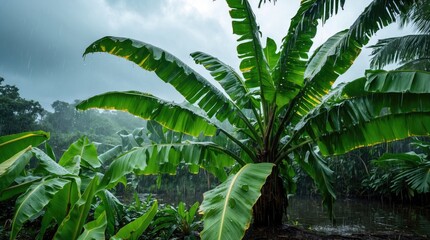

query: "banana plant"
left=77, top=0, right=429, bottom=238
left=0, top=132, right=157, bottom=240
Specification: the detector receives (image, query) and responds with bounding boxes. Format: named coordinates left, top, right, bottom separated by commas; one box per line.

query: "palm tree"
left=77, top=0, right=430, bottom=238
left=370, top=0, right=430, bottom=71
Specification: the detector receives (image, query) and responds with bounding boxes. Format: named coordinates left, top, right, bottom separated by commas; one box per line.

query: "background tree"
left=0, top=77, right=44, bottom=135
left=40, top=100, right=146, bottom=156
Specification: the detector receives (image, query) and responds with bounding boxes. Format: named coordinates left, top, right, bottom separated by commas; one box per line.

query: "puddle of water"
left=287, top=197, right=430, bottom=236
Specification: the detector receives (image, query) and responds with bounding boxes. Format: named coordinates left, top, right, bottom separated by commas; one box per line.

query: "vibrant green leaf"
left=200, top=163, right=274, bottom=240
left=59, top=136, right=100, bottom=171
left=112, top=200, right=158, bottom=240
left=0, top=147, right=32, bottom=191
left=226, top=0, right=275, bottom=104
left=83, top=36, right=235, bottom=122
left=37, top=181, right=80, bottom=240
left=297, top=71, right=430, bottom=155
left=54, top=176, right=99, bottom=240
left=77, top=211, right=107, bottom=240
left=0, top=130, right=49, bottom=164
left=95, top=190, right=124, bottom=236
left=77, top=91, right=217, bottom=137
left=191, top=51, right=257, bottom=110
left=10, top=177, right=70, bottom=240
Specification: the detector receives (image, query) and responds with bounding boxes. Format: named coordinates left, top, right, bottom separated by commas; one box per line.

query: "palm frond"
left=370, top=34, right=430, bottom=69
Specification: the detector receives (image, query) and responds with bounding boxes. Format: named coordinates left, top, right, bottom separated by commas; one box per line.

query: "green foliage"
left=40, top=100, right=146, bottom=157
left=364, top=140, right=430, bottom=200
left=0, top=78, right=45, bottom=135
left=112, top=200, right=157, bottom=240
left=0, top=132, right=159, bottom=240
left=143, top=201, right=201, bottom=240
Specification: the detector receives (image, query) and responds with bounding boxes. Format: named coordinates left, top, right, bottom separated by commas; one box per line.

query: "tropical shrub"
left=0, top=131, right=158, bottom=240
left=77, top=0, right=430, bottom=238
left=363, top=140, right=430, bottom=201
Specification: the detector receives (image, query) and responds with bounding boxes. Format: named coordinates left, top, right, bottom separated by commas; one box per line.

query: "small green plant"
left=363, top=139, right=430, bottom=201
left=143, top=201, right=201, bottom=240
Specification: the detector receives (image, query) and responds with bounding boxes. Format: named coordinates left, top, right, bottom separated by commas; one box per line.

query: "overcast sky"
left=0, top=0, right=412, bottom=111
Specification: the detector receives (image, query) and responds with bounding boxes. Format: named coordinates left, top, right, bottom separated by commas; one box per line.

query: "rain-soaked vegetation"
left=1, top=0, right=430, bottom=239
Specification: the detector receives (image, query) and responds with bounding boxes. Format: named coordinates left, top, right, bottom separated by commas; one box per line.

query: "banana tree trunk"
left=252, top=167, right=287, bottom=227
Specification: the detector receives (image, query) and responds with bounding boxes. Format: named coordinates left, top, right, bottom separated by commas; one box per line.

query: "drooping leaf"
left=296, top=71, right=430, bottom=155
left=295, top=145, right=335, bottom=220
left=77, top=91, right=217, bottom=137
left=0, top=176, right=40, bottom=201
left=77, top=211, right=107, bottom=240
left=101, top=142, right=237, bottom=189
left=112, top=200, right=158, bottom=240
left=83, top=36, right=235, bottom=123
left=0, top=130, right=49, bottom=163
left=292, top=29, right=356, bottom=124
left=200, top=163, right=274, bottom=240
left=54, top=176, right=99, bottom=240
left=0, top=147, right=33, bottom=191
left=32, top=148, right=71, bottom=176
left=10, top=177, right=70, bottom=240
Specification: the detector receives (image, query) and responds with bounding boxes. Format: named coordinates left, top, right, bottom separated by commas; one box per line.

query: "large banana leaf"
left=290, top=0, right=415, bottom=122
left=77, top=91, right=217, bottom=137
left=291, top=29, right=361, bottom=123
left=10, top=177, right=70, bottom=240
left=199, top=163, right=274, bottom=240
left=0, top=147, right=32, bottom=191
left=54, top=176, right=99, bottom=240
left=101, top=141, right=238, bottom=188
left=37, top=181, right=80, bottom=240
left=84, top=36, right=235, bottom=123
left=274, top=0, right=345, bottom=107
left=112, top=200, right=158, bottom=240
left=0, top=130, right=49, bottom=163
left=226, top=0, right=275, bottom=104
left=77, top=211, right=107, bottom=240
left=296, top=70, right=430, bottom=155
